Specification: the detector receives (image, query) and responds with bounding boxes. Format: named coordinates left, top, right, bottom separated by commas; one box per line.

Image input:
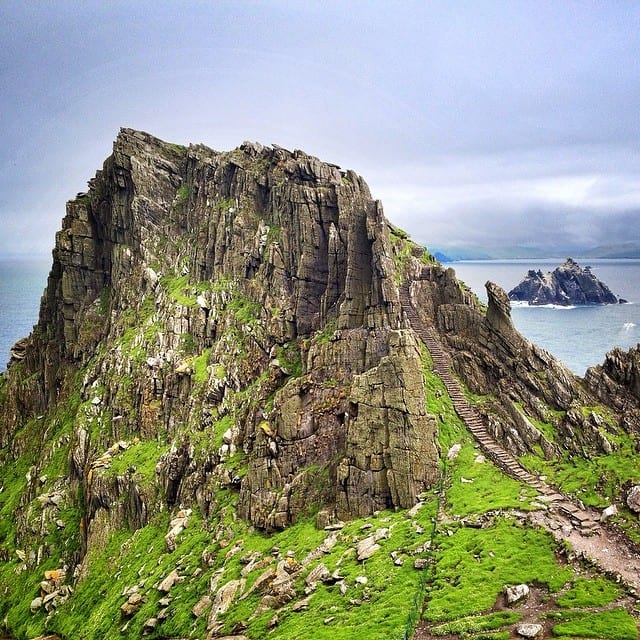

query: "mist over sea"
left=452, top=259, right=640, bottom=375
left=1, top=257, right=639, bottom=377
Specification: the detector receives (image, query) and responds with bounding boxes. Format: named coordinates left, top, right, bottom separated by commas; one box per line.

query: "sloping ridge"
left=401, top=283, right=640, bottom=593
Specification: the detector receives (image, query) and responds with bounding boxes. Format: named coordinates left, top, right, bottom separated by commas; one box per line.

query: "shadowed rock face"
left=508, top=258, right=621, bottom=305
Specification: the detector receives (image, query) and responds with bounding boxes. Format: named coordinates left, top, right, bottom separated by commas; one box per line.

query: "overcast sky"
left=1, top=0, right=639, bottom=257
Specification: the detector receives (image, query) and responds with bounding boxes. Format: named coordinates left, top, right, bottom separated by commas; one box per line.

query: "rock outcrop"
left=1, top=129, right=638, bottom=640
left=508, top=258, right=623, bottom=305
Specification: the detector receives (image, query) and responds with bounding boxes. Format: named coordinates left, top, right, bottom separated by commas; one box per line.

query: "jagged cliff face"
left=2, top=129, right=439, bottom=544
left=1, top=130, right=637, bottom=638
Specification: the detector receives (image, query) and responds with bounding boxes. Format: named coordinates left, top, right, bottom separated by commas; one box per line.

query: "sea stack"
left=508, top=258, right=625, bottom=306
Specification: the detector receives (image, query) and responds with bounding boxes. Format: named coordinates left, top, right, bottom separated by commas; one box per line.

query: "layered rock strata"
left=1, top=130, right=637, bottom=630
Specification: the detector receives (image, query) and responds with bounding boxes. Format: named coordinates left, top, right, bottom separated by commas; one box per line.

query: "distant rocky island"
left=508, top=258, right=627, bottom=305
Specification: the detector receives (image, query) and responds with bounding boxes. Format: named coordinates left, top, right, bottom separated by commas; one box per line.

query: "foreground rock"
left=508, top=258, right=623, bottom=305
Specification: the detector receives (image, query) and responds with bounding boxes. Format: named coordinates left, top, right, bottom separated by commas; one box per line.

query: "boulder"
left=208, top=579, right=246, bottom=629
left=158, top=569, right=183, bottom=593
left=356, top=537, right=381, bottom=561
left=192, top=595, right=212, bottom=618
left=627, top=485, right=640, bottom=513
left=305, top=563, right=331, bottom=590
left=505, top=584, right=529, bottom=604
left=517, top=623, right=543, bottom=638
left=447, top=443, right=462, bottom=460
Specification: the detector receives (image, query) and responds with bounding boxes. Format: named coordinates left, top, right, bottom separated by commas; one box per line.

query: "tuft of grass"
left=550, top=608, right=638, bottom=640
left=431, top=611, right=521, bottom=635
left=555, top=576, right=621, bottom=608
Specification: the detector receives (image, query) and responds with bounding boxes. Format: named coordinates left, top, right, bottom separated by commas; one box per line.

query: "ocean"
left=452, top=259, right=640, bottom=375
left=1, top=257, right=639, bottom=376
left=0, top=257, right=50, bottom=371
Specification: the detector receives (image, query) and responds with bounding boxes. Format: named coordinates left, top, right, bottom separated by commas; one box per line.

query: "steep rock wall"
left=1, top=129, right=439, bottom=547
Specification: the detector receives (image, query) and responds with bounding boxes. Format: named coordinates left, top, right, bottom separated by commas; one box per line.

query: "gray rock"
left=509, top=258, right=620, bottom=306
left=517, top=623, right=543, bottom=638
left=158, top=569, right=183, bottom=593
left=356, top=537, right=381, bottom=561
left=192, top=595, right=212, bottom=618
left=627, top=486, right=640, bottom=513
left=505, top=583, right=529, bottom=604
left=305, top=563, right=331, bottom=589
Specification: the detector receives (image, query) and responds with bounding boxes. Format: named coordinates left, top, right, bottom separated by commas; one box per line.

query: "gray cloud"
left=1, top=1, right=639, bottom=256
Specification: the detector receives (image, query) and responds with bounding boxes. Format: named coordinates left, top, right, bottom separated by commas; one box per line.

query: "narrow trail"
left=400, top=283, right=640, bottom=595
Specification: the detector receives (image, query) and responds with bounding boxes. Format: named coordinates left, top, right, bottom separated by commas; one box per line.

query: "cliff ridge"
left=1, top=130, right=639, bottom=639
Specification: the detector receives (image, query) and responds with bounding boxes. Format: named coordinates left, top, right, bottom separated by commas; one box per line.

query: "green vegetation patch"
left=555, top=576, right=621, bottom=608
left=446, top=441, right=537, bottom=515
left=431, top=611, right=522, bottom=635
left=424, top=517, right=573, bottom=623
left=550, top=608, right=638, bottom=640
left=192, top=348, right=211, bottom=385
left=106, top=439, right=168, bottom=479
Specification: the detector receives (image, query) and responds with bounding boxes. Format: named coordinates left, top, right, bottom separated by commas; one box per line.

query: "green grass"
left=550, top=608, right=638, bottom=640
left=556, top=576, right=621, bottom=608
left=175, top=184, right=190, bottom=203
left=445, top=440, right=538, bottom=515
left=192, top=348, right=211, bottom=385
left=431, top=611, right=521, bottom=635
left=106, top=439, right=168, bottom=479
left=228, top=295, right=261, bottom=325
left=424, top=518, right=573, bottom=622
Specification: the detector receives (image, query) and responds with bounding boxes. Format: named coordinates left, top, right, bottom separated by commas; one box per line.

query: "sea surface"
left=452, top=259, right=640, bottom=375
left=1, top=257, right=639, bottom=377
left=0, top=257, right=50, bottom=371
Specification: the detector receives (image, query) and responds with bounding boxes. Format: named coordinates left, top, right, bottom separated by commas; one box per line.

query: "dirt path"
left=401, top=284, right=640, bottom=596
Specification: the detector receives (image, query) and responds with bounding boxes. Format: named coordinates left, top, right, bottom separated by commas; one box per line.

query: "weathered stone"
left=627, top=486, right=640, bottom=513
left=208, top=579, right=245, bottom=629
left=413, top=558, right=429, bottom=570
left=505, top=584, right=529, bottom=604
left=143, top=617, right=158, bottom=630
left=120, top=592, right=144, bottom=617
left=192, top=595, right=212, bottom=618
left=356, top=537, right=381, bottom=561
left=158, top=569, right=183, bottom=593
left=305, top=563, right=331, bottom=590
left=517, top=623, right=543, bottom=638
left=447, top=443, right=462, bottom=460
left=601, top=504, right=618, bottom=521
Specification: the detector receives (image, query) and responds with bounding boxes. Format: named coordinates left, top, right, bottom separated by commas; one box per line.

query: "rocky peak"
left=2, top=130, right=640, bottom=640
left=508, top=258, right=623, bottom=305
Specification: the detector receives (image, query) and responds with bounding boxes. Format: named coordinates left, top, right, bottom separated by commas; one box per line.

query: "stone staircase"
left=399, top=283, right=601, bottom=535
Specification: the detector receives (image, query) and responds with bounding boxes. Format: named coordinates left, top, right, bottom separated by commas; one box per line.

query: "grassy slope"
left=1, top=294, right=639, bottom=639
